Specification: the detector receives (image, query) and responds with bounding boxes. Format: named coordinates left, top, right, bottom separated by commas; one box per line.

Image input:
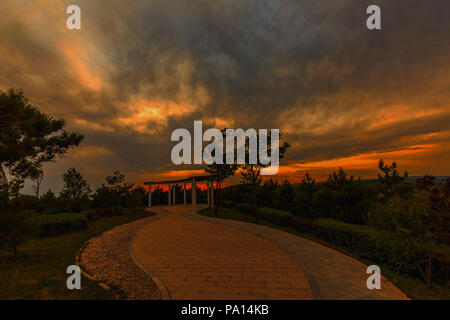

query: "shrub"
left=312, top=219, right=421, bottom=275
left=290, top=216, right=313, bottom=233
left=234, top=203, right=253, bottom=215
left=257, top=207, right=294, bottom=227
left=29, top=213, right=88, bottom=237
left=367, top=191, right=450, bottom=287
left=221, top=200, right=234, bottom=208
left=0, top=210, right=35, bottom=256
left=83, top=207, right=123, bottom=222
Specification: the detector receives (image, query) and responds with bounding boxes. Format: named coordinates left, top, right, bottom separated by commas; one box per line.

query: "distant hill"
left=405, top=176, right=450, bottom=183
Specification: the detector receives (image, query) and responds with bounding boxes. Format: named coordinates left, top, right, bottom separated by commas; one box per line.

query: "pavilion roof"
left=143, top=175, right=212, bottom=185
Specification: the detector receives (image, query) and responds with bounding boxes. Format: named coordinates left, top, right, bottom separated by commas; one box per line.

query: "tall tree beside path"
left=205, top=129, right=238, bottom=217
left=240, top=132, right=289, bottom=221
left=0, top=89, right=83, bottom=256
left=206, top=161, right=238, bottom=217
left=0, top=89, right=84, bottom=202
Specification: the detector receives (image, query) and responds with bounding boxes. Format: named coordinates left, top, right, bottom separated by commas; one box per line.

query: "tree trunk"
left=253, top=187, right=258, bottom=223
left=35, top=181, right=40, bottom=198
left=10, top=235, right=17, bottom=258
left=0, top=164, right=8, bottom=193
left=426, top=254, right=433, bottom=288
left=405, top=238, right=431, bottom=287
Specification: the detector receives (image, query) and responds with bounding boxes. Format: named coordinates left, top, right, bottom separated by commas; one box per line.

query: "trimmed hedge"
left=234, top=203, right=253, bottom=215
left=29, top=213, right=88, bottom=238
left=291, top=216, right=313, bottom=233
left=312, top=219, right=419, bottom=275
left=257, top=207, right=294, bottom=227
left=221, top=200, right=235, bottom=208
left=83, top=207, right=123, bottom=222
left=234, top=203, right=294, bottom=227
left=311, top=219, right=450, bottom=283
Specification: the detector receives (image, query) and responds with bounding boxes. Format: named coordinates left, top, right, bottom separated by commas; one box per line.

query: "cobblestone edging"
left=75, top=231, right=123, bottom=297
left=77, top=212, right=167, bottom=300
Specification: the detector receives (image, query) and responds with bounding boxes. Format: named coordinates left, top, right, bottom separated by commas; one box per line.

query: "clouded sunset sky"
left=1, top=0, right=449, bottom=193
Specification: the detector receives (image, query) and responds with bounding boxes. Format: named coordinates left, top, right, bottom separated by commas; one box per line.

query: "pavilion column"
left=168, top=184, right=171, bottom=205
left=148, top=185, right=152, bottom=208
left=192, top=178, right=197, bottom=206
left=211, top=183, right=215, bottom=207
left=183, top=183, right=187, bottom=205
left=207, top=181, right=211, bottom=207
left=173, top=184, right=176, bottom=205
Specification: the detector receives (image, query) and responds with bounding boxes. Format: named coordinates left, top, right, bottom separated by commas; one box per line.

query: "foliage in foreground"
left=28, top=213, right=88, bottom=238
left=0, top=208, right=153, bottom=299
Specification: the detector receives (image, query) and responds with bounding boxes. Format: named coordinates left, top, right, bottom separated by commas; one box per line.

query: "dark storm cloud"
left=0, top=0, right=449, bottom=192
left=83, top=0, right=450, bottom=122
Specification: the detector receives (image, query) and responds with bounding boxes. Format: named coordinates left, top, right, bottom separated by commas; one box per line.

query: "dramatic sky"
left=1, top=0, right=449, bottom=193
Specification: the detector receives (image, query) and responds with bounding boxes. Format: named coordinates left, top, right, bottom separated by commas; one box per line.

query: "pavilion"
left=144, top=175, right=215, bottom=207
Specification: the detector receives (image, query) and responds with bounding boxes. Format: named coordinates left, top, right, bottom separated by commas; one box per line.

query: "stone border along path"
left=78, top=212, right=167, bottom=300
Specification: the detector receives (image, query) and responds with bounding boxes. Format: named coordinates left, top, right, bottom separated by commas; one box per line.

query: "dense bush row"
left=234, top=203, right=253, bottom=215
left=221, top=200, right=235, bottom=208
left=28, top=213, right=88, bottom=238
left=233, top=202, right=294, bottom=227
left=218, top=197, right=449, bottom=285
left=230, top=199, right=417, bottom=274
left=258, top=207, right=294, bottom=226
left=312, top=219, right=417, bottom=274
left=83, top=207, right=123, bottom=222
left=222, top=175, right=381, bottom=225
left=312, top=219, right=449, bottom=283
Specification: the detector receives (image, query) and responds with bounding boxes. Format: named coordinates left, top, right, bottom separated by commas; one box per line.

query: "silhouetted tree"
left=328, top=167, right=353, bottom=184
left=204, top=129, right=239, bottom=216
left=0, top=210, right=32, bottom=257
left=0, top=89, right=83, bottom=201
left=377, top=159, right=408, bottom=196
left=240, top=133, right=289, bottom=221
left=61, top=168, right=91, bottom=200
left=292, top=173, right=316, bottom=217
left=92, top=171, right=134, bottom=208
left=31, top=170, right=44, bottom=198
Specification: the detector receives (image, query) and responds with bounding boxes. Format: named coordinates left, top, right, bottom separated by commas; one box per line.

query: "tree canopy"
left=0, top=89, right=84, bottom=200
left=61, top=168, right=91, bottom=200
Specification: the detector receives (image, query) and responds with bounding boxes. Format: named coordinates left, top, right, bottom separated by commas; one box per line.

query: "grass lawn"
left=0, top=207, right=154, bottom=300
left=199, top=206, right=450, bottom=300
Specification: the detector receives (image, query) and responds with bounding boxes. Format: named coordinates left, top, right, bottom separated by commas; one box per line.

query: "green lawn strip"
left=198, top=207, right=450, bottom=300
left=0, top=207, right=154, bottom=300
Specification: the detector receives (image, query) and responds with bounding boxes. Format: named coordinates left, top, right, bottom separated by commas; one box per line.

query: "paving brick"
left=132, top=205, right=314, bottom=300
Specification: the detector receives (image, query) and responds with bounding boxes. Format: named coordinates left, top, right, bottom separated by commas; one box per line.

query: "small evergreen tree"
left=61, top=168, right=91, bottom=200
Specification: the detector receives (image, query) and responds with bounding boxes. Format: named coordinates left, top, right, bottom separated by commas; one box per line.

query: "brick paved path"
left=131, top=205, right=407, bottom=300
left=132, top=205, right=314, bottom=300
left=184, top=208, right=408, bottom=300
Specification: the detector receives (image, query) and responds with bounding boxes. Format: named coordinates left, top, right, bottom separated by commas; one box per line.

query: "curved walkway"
left=132, top=205, right=407, bottom=300
left=132, top=205, right=314, bottom=300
